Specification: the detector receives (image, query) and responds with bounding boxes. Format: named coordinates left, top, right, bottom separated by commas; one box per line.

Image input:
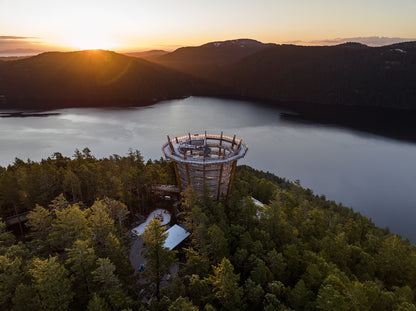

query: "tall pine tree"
left=142, top=218, right=177, bottom=299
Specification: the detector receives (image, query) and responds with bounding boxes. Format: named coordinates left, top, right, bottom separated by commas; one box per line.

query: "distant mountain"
left=155, top=39, right=416, bottom=111
left=1, top=40, right=416, bottom=112
left=0, top=48, right=43, bottom=56
left=123, top=50, right=169, bottom=60
left=0, top=50, right=217, bottom=109
left=335, top=42, right=369, bottom=49
left=0, top=55, right=32, bottom=62
left=286, top=36, right=416, bottom=47
left=212, top=42, right=416, bottom=110
left=154, top=39, right=275, bottom=72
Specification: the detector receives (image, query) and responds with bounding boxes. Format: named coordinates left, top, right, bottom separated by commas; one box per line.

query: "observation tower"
left=162, top=132, right=248, bottom=200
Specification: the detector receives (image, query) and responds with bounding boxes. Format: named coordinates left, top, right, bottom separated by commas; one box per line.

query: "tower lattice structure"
left=162, top=132, right=248, bottom=200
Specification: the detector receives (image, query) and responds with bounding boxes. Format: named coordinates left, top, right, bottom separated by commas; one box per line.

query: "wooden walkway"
left=151, top=184, right=180, bottom=193
left=5, top=212, right=28, bottom=226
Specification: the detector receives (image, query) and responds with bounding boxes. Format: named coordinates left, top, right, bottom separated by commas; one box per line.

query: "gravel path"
left=129, top=236, right=146, bottom=274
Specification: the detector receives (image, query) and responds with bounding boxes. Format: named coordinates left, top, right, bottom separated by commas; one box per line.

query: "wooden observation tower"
left=162, top=132, right=248, bottom=200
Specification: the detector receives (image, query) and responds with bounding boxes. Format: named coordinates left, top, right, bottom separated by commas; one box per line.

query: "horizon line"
left=1, top=36, right=415, bottom=57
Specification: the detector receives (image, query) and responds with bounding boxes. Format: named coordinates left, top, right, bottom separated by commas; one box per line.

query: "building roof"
left=251, top=197, right=264, bottom=207
left=164, top=224, right=190, bottom=250
left=131, top=209, right=171, bottom=236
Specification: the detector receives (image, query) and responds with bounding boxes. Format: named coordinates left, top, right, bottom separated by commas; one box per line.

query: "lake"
left=1, top=97, right=416, bottom=241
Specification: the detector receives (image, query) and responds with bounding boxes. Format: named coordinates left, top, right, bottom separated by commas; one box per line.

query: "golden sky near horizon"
left=1, top=0, right=416, bottom=51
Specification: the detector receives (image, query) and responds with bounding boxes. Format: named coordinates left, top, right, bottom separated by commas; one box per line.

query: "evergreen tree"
left=0, top=254, right=24, bottom=309
left=288, top=279, right=314, bottom=311
left=49, top=204, right=90, bottom=251
left=92, top=257, right=132, bottom=309
left=244, top=278, right=264, bottom=310
left=142, top=218, right=177, bottom=299
left=169, top=296, right=199, bottom=311
left=88, top=200, right=116, bottom=249
left=0, top=220, right=15, bottom=248
left=207, top=257, right=243, bottom=311
left=29, top=256, right=73, bottom=311
left=48, top=193, right=70, bottom=213
left=206, top=224, right=228, bottom=263
left=99, top=197, right=130, bottom=227
left=11, top=284, right=41, bottom=311
left=65, top=239, right=97, bottom=300
left=26, top=205, right=52, bottom=252
left=86, top=293, right=111, bottom=311
left=182, top=247, right=210, bottom=277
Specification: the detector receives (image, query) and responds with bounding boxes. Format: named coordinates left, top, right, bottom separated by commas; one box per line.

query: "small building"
left=251, top=197, right=264, bottom=208
left=164, top=224, right=190, bottom=250
left=130, top=210, right=190, bottom=249
left=131, top=209, right=171, bottom=236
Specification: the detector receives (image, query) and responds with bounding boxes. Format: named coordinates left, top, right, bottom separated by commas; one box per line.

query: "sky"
left=1, top=0, right=415, bottom=53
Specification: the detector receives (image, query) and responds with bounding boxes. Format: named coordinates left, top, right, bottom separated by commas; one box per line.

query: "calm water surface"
left=1, top=97, right=416, bottom=241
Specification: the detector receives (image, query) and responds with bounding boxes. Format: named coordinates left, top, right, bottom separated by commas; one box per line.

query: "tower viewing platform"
left=162, top=132, right=248, bottom=200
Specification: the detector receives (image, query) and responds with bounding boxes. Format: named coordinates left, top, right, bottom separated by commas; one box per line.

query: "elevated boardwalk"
left=5, top=212, right=28, bottom=226
left=151, top=184, right=180, bottom=194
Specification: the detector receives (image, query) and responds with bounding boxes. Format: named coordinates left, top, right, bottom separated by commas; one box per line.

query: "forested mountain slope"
left=214, top=42, right=416, bottom=110
left=0, top=50, right=215, bottom=109
left=154, top=39, right=274, bottom=74
left=2, top=39, right=416, bottom=112
left=154, top=40, right=416, bottom=111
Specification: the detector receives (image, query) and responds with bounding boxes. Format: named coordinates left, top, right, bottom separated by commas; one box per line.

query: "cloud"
left=0, top=36, right=53, bottom=55
left=283, top=36, right=416, bottom=47
left=0, top=36, right=39, bottom=40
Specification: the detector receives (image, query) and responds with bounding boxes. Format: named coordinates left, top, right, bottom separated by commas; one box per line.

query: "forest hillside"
left=1, top=40, right=416, bottom=112
left=1, top=150, right=416, bottom=310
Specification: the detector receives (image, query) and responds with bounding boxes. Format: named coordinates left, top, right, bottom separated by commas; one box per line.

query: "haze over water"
left=1, top=97, right=416, bottom=241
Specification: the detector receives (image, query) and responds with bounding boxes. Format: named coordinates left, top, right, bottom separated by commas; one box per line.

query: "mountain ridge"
left=0, top=39, right=416, bottom=112
left=0, top=49, right=220, bottom=109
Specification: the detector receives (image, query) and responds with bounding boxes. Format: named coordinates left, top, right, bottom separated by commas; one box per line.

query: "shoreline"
left=2, top=95, right=416, bottom=143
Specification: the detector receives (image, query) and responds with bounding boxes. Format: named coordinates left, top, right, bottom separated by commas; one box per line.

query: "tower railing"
left=162, top=132, right=247, bottom=200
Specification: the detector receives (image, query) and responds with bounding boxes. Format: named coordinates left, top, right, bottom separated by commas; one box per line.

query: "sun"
left=65, top=35, right=118, bottom=50
left=69, top=38, right=117, bottom=50
left=61, top=27, right=119, bottom=50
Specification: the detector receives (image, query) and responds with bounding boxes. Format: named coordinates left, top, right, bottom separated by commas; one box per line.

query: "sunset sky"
left=1, top=0, right=416, bottom=52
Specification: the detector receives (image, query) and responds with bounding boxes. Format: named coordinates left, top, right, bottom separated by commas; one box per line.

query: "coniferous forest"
left=1, top=149, right=416, bottom=310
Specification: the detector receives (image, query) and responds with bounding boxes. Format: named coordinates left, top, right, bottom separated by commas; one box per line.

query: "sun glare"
left=66, top=36, right=117, bottom=50
left=60, top=26, right=119, bottom=50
